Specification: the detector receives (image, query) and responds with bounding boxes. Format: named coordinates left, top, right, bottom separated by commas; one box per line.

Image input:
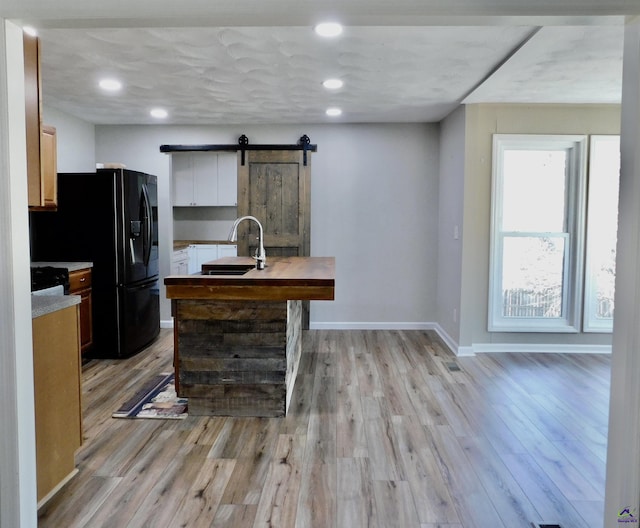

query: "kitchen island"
left=164, top=256, right=335, bottom=417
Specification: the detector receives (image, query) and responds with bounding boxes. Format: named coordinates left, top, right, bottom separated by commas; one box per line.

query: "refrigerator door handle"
left=141, top=183, right=153, bottom=267
left=130, top=239, right=136, bottom=265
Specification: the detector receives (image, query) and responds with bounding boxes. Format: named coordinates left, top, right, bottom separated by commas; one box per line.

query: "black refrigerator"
left=30, top=168, right=160, bottom=358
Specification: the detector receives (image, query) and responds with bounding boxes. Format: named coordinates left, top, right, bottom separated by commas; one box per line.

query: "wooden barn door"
left=237, top=149, right=311, bottom=257
left=237, top=149, right=311, bottom=324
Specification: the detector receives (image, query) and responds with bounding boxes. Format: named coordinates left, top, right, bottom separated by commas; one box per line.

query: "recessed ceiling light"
left=314, top=22, right=343, bottom=38
left=323, top=79, right=344, bottom=90
left=22, top=26, right=37, bottom=37
left=150, top=108, right=168, bottom=119
left=326, top=107, right=342, bottom=117
left=99, top=79, right=122, bottom=92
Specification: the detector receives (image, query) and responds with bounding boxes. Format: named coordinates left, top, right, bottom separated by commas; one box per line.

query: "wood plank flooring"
left=37, top=329, right=610, bottom=528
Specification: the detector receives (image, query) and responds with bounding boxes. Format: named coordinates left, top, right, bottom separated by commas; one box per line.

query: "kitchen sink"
left=201, top=264, right=254, bottom=276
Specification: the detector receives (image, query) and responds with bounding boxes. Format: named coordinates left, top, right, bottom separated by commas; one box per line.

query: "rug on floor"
left=112, top=372, right=188, bottom=419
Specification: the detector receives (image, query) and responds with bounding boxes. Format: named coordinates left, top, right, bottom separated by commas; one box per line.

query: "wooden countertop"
left=164, top=256, right=335, bottom=301
left=173, top=240, right=236, bottom=250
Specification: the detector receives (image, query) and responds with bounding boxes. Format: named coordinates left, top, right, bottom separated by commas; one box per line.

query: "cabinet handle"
left=80, top=277, right=86, bottom=282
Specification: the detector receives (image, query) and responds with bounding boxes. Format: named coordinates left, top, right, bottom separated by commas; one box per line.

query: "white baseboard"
left=430, top=323, right=468, bottom=356
left=471, top=343, right=612, bottom=354
left=309, top=322, right=435, bottom=330
left=160, top=319, right=174, bottom=329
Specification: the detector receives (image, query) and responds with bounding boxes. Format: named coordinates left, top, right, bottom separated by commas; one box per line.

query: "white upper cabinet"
left=172, top=152, right=237, bottom=206
left=217, top=152, right=238, bottom=206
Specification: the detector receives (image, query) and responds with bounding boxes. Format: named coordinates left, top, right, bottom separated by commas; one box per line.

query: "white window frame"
left=488, top=134, right=588, bottom=333
left=583, top=135, right=620, bottom=333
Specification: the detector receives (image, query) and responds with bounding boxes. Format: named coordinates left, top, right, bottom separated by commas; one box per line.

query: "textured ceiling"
left=36, top=23, right=624, bottom=125
left=465, top=25, right=623, bottom=105
left=3, top=0, right=633, bottom=126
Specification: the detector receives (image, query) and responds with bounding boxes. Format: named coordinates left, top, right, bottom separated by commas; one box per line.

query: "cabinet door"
left=32, top=305, right=82, bottom=502
left=218, top=244, right=238, bottom=258
left=69, top=268, right=92, bottom=355
left=78, top=288, right=93, bottom=354
left=177, top=259, right=189, bottom=275
left=172, top=249, right=189, bottom=274
left=217, top=152, right=238, bottom=206
left=194, top=244, right=219, bottom=271
left=40, top=125, right=57, bottom=208
left=187, top=245, right=198, bottom=274
left=24, top=33, right=42, bottom=208
left=173, top=152, right=236, bottom=207
left=172, top=154, right=195, bottom=206
left=192, top=152, right=218, bottom=206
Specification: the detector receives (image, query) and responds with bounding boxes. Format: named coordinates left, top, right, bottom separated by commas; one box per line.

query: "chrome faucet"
left=228, top=215, right=266, bottom=270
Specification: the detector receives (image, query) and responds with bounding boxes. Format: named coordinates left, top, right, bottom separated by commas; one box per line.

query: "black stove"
left=30, top=266, right=70, bottom=294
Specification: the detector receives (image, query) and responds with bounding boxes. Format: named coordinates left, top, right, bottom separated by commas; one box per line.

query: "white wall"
left=437, top=106, right=466, bottom=348
left=605, top=19, right=640, bottom=526
left=0, top=19, right=38, bottom=527
left=94, top=123, right=440, bottom=327
left=42, top=106, right=95, bottom=172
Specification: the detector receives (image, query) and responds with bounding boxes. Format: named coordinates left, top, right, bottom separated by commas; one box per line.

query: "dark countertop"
left=165, top=256, right=335, bottom=301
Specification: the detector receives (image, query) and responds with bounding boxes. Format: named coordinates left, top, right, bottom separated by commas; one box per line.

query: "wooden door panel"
left=238, top=150, right=310, bottom=258
left=238, top=149, right=311, bottom=327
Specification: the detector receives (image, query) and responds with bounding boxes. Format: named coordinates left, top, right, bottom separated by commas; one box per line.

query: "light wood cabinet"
left=40, top=125, right=58, bottom=208
left=69, top=268, right=93, bottom=355
left=172, top=152, right=237, bottom=206
left=24, top=32, right=57, bottom=210
left=32, top=304, right=82, bottom=505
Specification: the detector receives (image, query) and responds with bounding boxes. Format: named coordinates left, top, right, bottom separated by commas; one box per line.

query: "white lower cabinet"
left=192, top=245, right=218, bottom=273
left=187, top=244, right=238, bottom=274
left=171, top=248, right=190, bottom=275
left=218, top=244, right=238, bottom=258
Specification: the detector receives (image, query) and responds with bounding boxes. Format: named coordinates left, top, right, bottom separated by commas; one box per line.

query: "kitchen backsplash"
left=172, top=205, right=238, bottom=241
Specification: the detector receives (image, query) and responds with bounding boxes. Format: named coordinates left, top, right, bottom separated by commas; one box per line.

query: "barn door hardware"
left=238, top=134, right=249, bottom=166
left=160, top=135, right=317, bottom=166
left=298, top=135, right=311, bottom=166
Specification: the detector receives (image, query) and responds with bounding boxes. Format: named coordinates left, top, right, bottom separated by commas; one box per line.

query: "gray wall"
left=42, top=106, right=95, bottom=172
left=437, top=106, right=466, bottom=347
left=43, top=104, right=622, bottom=352
left=93, top=123, right=440, bottom=327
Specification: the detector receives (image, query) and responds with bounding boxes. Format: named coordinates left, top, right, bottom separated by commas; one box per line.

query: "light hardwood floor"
left=38, top=329, right=610, bottom=528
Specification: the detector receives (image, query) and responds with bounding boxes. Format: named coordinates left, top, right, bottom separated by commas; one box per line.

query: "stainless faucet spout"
left=228, top=215, right=266, bottom=270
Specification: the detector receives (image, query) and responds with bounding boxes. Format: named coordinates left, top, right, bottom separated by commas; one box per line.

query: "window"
left=489, top=135, right=588, bottom=332
left=489, top=134, right=620, bottom=333
left=583, top=136, right=620, bottom=332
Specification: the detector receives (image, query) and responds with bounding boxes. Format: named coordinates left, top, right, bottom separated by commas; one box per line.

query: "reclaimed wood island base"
left=165, top=256, right=335, bottom=417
